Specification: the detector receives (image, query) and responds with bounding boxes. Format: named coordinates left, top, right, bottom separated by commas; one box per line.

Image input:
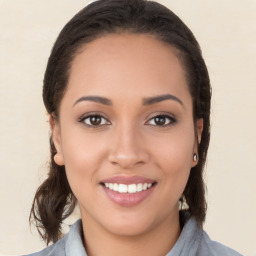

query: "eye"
left=146, top=114, right=176, bottom=127
left=79, top=114, right=110, bottom=127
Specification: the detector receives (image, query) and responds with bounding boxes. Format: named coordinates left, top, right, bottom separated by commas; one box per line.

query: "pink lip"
left=100, top=175, right=157, bottom=207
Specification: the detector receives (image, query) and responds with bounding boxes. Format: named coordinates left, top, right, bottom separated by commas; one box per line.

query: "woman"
left=27, top=0, right=241, bottom=255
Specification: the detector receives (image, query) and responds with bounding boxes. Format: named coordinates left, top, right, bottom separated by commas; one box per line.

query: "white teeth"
left=119, top=184, right=128, bottom=193
left=104, top=182, right=153, bottom=193
left=137, top=183, right=143, bottom=192
left=142, top=183, right=147, bottom=190
left=128, top=184, right=137, bottom=193
left=113, top=183, right=118, bottom=192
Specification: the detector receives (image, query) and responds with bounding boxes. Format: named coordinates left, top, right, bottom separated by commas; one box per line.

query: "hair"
left=30, top=0, right=211, bottom=245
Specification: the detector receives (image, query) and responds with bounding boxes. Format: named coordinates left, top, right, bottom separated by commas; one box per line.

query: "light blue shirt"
left=25, top=218, right=242, bottom=256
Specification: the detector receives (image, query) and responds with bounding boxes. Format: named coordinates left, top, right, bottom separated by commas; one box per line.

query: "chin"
left=104, top=218, right=154, bottom=237
left=100, top=209, right=169, bottom=238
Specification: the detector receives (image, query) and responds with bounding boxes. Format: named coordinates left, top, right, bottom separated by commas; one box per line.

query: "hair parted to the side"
left=30, top=0, right=211, bottom=245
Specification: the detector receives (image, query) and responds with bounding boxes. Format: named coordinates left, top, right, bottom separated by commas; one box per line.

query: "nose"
left=108, top=124, right=150, bottom=169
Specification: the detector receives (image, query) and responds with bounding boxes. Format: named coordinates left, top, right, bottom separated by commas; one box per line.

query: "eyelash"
left=78, top=113, right=177, bottom=128
left=145, top=114, right=177, bottom=127
left=78, top=113, right=110, bottom=128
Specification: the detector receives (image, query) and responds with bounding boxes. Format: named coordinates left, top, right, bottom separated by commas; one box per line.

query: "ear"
left=192, top=118, right=204, bottom=167
left=196, top=118, right=204, bottom=144
left=49, top=114, right=64, bottom=166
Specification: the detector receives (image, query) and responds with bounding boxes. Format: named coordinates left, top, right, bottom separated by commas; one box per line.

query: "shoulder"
left=166, top=217, right=243, bottom=256
left=23, top=219, right=84, bottom=256
left=169, top=217, right=242, bottom=256
left=22, top=237, right=65, bottom=256
left=199, top=228, right=243, bottom=256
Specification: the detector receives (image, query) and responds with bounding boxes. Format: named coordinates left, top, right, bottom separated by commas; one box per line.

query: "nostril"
left=108, top=154, right=145, bottom=169
left=108, top=149, right=150, bottom=169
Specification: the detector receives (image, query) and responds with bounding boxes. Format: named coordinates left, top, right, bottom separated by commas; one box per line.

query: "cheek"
left=59, top=127, right=108, bottom=191
left=151, top=125, right=195, bottom=191
left=153, top=125, right=195, bottom=167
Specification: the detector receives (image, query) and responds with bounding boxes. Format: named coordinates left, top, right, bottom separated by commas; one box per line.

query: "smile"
left=100, top=176, right=157, bottom=207
left=104, top=183, right=153, bottom=194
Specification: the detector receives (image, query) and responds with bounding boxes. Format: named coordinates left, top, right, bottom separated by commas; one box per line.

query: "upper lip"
left=100, top=175, right=156, bottom=185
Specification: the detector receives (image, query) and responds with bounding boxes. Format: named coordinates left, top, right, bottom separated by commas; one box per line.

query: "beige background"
left=0, top=0, right=255, bottom=255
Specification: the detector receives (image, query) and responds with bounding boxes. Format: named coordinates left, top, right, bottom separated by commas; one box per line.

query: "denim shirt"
left=25, top=218, right=242, bottom=256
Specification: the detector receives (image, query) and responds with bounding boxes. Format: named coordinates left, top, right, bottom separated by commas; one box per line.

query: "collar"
left=65, top=219, right=87, bottom=256
left=64, top=217, right=202, bottom=256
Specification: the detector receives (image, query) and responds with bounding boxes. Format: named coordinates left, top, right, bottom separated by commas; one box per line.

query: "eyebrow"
left=142, top=94, right=184, bottom=106
left=73, top=94, right=183, bottom=107
left=73, top=96, right=112, bottom=107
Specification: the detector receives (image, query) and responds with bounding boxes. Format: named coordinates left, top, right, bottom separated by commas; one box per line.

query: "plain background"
left=0, top=0, right=255, bottom=255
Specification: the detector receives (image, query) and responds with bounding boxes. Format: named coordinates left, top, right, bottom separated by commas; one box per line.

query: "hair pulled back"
left=30, top=0, right=211, bottom=245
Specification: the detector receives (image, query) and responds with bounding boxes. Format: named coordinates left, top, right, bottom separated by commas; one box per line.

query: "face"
left=52, top=33, right=203, bottom=238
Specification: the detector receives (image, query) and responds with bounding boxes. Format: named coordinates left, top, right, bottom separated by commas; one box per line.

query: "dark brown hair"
left=30, top=0, right=211, bottom=245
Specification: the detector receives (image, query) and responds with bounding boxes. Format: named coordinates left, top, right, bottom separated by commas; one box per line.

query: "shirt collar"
left=65, top=217, right=202, bottom=256
left=65, top=219, right=87, bottom=256
left=166, top=217, right=203, bottom=256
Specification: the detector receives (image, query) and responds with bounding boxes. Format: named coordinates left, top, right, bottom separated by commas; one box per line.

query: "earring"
left=193, top=153, right=198, bottom=162
left=179, top=195, right=189, bottom=210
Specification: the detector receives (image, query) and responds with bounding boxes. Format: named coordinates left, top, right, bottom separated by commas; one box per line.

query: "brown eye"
left=154, top=116, right=166, bottom=126
left=82, top=115, right=109, bottom=127
left=146, top=114, right=176, bottom=127
left=90, top=116, right=102, bottom=125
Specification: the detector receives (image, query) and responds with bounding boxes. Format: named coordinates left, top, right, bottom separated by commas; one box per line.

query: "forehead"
left=65, top=33, right=191, bottom=105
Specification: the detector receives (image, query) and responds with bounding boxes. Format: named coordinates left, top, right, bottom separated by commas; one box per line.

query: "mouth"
left=100, top=176, right=157, bottom=207
left=101, top=182, right=156, bottom=194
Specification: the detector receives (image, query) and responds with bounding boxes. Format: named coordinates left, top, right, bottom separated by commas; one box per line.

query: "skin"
left=51, top=33, right=203, bottom=256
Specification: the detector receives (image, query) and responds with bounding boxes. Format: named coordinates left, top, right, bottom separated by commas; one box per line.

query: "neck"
left=81, top=210, right=180, bottom=256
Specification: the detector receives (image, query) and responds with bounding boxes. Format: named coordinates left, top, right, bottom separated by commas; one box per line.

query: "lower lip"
left=102, top=185, right=156, bottom=207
